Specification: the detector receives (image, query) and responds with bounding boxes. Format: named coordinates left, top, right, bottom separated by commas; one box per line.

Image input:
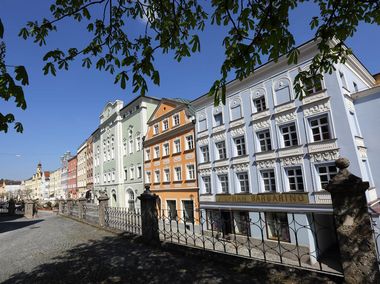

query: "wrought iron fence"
left=157, top=208, right=343, bottom=276
left=105, top=207, right=141, bottom=235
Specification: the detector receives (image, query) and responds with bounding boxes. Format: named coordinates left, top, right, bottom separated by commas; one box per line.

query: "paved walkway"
left=0, top=212, right=340, bottom=283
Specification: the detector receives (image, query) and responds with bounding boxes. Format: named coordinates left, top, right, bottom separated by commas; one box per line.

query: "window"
left=174, top=167, right=182, bottom=181
left=353, top=82, right=359, bottom=92
left=286, top=167, right=304, bottom=191
left=111, top=148, right=114, bottom=159
left=203, top=176, right=211, bottom=194
left=112, top=172, right=115, bottom=182
left=136, top=136, right=141, bottom=152
left=174, top=139, right=181, bottom=153
left=231, top=105, right=242, bottom=120
left=317, top=164, right=337, bottom=189
left=129, top=139, right=133, bottom=154
left=154, top=170, right=160, bottom=183
left=339, top=71, right=348, bottom=90
left=146, top=171, right=151, bottom=183
left=173, top=114, right=180, bottom=126
left=214, top=113, right=223, bottom=127
left=257, top=130, right=272, bottom=151
left=186, top=135, right=194, bottom=150
left=123, top=143, right=127, bottom=156
left=162, top=119, right=169, bottom=131
left=218, top=174, right=229, bottom=193
left=130, top=167, right=135, bottom=180
left=266, top=212, right=290, bottom=242
left=183, top=200, right=194, bottom=222
left=216, top=141, right=227, bottom=160
left=238, top=172, right=249, bottom=193
left=167, top=200, right=177, bottom=220
left=280, top=123, right=298, bottom=147
left=128, top=191, right=135, bottom=211
left=164, top=168, right=170, bottom=182
left=187, top=165, right=195, bottom=180
left=163, top=143, right=169, bottom=156
left=154, top=146, right=160, bottom=159
left=145, top=149, right=151, bottom=160
left=305, top=76, right=323, bottom=94
left=200, top=146, right=210, bottom=163
left=234, top=136, right=246, bottom=156
left=309, top=115, right=330, bottom=142
left=253, top=96, right=266, bottom=112
left=137, top=166, right=142, bottom=179
left=199, top=119, right=207, bottom=132
left=261, top=170, right=276, bottom=192
left=153, top=124, right=159, bottom=135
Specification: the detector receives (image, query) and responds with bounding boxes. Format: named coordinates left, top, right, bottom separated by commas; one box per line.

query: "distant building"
left=144, top=98, right=199, bottom=222
left=77, top=142, right=87, bottom=197
left=60, top=151, right=72, bottom=198
left=22, top=163, right=50, bottom=200
left=68, top=155, right=78, bottom=199
left=49, top=168, right=62, bottom=199
left=86, top=134, right=95, bottom=200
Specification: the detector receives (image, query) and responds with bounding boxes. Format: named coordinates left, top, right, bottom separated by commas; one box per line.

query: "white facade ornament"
left=303, top=101, right=331, bottom=117
left=250, top=87, right=266, bottom=99
left=198, top=112, right=206, bottom=121
left=232, top=163, right=249, bottom=172
left=358, top=147, right=367, bottom=158
left=229, top=96, right=242, bottom=107
left=213, top=106, right=223, bottom=114
left=230, top=126, right=245, bottom=137
left=280, top=155, right=303, bottom=166
left=275, top=111, right=297, bottom=124
left=274, top=77, right=291, bottom=90
left=185, top=153, right=194, bottom=159
left=173, top=156, right=182, bottom=162
left=253, top=119, right=271, bottom=130
left=153, top=161, right=160, bottom=166
left=197, top=138, right=209, bottom=146
left=214, top=166, right=229, bottom=174
left=309, top=150, right=340, bottom=162
left=212, top=132, right=226, bottom=142
left=256, top=159, right=275, bottom=169
left=163, top=159, right=170, bottom=165
left=199, top=169, right=212, bottom=176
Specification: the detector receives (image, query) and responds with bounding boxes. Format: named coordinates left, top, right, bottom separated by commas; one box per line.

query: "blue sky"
left=1, top=1, right=379, bottom=180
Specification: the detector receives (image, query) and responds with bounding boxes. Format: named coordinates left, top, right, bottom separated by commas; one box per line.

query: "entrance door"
left=221, top=211, right=232, bottom=236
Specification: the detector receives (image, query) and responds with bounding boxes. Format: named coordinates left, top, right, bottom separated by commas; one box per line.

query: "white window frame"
left=174, top=139, right=181, bottom=153
left=285, top=167, right=304, bottom=192
left=203, top=176, right=211, bottom=194
left=154, top=170, right=160, bottom=183
left=253, top=96, right=266, bottom=112
left=234, top=136, right=246, bottom=156
left=261, top=169, right=276, bottom=192
left=185, top=135, right=194, bottom=150
left=162, top=119, right=169, bottom=131
left=218, top=174, right=229, bottom=193
left=200, top=145, right=210, bottom=163
left=146, top=171, right=151, bottom=184
left=153, top=124, right=159, bottom=135
left=145, top=149, right=151, bottom=161
left=173, top=114, right=180, bottom=126
left=164, top=168, right=170, bottom=182
left=308, top=114, right=331, bottom=142
left=187, top=164, right=196, bottom=180
left=215, top=141, right=227, bottom=160
left=130, top=167, right=135, bottom=180
left=174, top=166, right=182, bottom=181
left=280, top=123, right=298, bottom=148
left=154, top=146, right=160, bottom=159
left=237, top=172, right=250, bottom=193
left=316, top=163, right=337, bottom=190
left=163, top=142, right=170, bottom=156
left=257, top=129, right=272, bottom=152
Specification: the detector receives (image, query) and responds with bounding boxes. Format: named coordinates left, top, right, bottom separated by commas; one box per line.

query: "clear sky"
left=1, top=1, right=379, bottom=180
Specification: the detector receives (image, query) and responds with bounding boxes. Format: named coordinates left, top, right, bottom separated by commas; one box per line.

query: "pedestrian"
left=32, top=202, right=38, bottom=218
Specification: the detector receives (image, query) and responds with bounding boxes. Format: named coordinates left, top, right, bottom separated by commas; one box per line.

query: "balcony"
left=278, top=145, right=304, bottom=158
left=307, top=139, right=338, bottom=154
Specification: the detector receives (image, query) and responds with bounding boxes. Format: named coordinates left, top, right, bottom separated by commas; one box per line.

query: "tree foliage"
left=1, top=0, right=380, bottom=133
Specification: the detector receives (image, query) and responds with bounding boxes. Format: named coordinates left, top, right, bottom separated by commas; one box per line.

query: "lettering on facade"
left=215, top=193, right=309, bottom=204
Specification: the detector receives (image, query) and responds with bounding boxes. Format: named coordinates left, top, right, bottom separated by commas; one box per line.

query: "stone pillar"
left=78, top=197, right=86, bottom=219
left=66, top=198, right=73, bottom=215
left=24, top=200, right=34, bottom=218
left=57, top=199, right=63, bottom=214
left=326, top=157, right=380, bottom=283
left=138, top=186, right=160, bottom=245
left=98, top=195, right=109, bottom=227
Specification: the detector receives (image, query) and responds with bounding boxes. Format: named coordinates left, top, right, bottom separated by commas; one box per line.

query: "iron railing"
left=105, top=207, right=141, bottom=235
left=157, top=209, right=343, bottom=276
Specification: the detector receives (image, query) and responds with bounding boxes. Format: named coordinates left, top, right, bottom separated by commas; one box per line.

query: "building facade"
left=77, top=142, right=87, bottom=197
left=93, top=96, right=159, bottom=208
left=49, top=168, right=63, bottom=199
left=144, top=99, right=199, bottom=222
left=67, top=155, right=77, bottom=199
left=60, top=151, right=72, bottom=199
left=192, top=39, right=378, bottom=259
left=86, top=134, right=94, bottom=200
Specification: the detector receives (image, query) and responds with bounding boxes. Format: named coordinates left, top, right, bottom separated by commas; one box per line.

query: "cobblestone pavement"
left=0, top=212, right=341, bottom=283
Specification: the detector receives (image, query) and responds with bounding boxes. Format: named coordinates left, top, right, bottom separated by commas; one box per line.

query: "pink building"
left=68, top=155, right=78, bottom=199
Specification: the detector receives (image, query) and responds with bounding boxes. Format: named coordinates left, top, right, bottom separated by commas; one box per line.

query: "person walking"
left=32, top=202, right=38, bottom=218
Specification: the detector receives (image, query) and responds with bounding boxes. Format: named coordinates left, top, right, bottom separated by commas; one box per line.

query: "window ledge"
left=185, top=179, right=196, bottom=183
left=200, top=193, right=213, bottom=196
left=173, top=180, right=182, bottom=183
left=172, top=151, right=181, bottom=156
left=215, top=193, right=231, bottom=196
left=184, top=149, right=194, bottom=154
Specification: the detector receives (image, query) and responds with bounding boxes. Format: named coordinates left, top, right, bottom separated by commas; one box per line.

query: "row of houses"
left=22, top=40, right=380, bottom=245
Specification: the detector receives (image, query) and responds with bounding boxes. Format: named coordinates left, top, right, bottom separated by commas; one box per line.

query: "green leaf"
left=0, top=19, right=4, bottom=39
left=14, top=66, right=29, bottom=86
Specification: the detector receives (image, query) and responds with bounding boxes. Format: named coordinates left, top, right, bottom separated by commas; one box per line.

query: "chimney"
left=373, top=73, right=380, bottom=85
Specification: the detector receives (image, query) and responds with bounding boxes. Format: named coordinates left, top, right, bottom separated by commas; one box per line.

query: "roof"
left=120, top=94, right=160, bottom=112
left=165, top=98, right=196, bottom=116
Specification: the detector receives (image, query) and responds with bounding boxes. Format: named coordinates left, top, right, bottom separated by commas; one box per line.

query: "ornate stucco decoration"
left=198, top=112, right=206, bottom=121
left=185, top=153, right=194, bottom=160
left=309, top=150, right=340, bottom=162
left=213, top=105, right=223, bottom=115
left=358, top=147, right=367, bottom=159
left=230, top=126, right=245, bottom=137
left=173, top=156, right=182, bottom=162
left=199, top=168, right=212, bottom=176
left=162, top=159, right=170, bottom=165
left=212, top=132, right=226, bottom=142
left=275, top=111, right=297, bottom=124
left=232, top=163, right=249, bottom=172
left=197, top=138, right=209, bottom=146
left=250, top=87, right=266, bottom=100
left=253, top=119, right=271, bottom=130
left=229, top=96, right=242, bottom=108
left=256, top=159, right=275, bottom=169
left=303, top=101, right=331, bottom=117
left=214, top=166, right=229, bottom=174
left=280, top=155, right=303, bottom=166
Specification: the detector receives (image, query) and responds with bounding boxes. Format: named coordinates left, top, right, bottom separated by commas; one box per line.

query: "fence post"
left=78, top=197, right=86, bottom=219
left=66, top=198, right=73, bottom=215
left=326, top=157, right=380, bottom=283
left=98, top=195, right=109, bottom=227
left=24, top=200, right=34, bottom=218
left=138, top=186, right=159, bottom=245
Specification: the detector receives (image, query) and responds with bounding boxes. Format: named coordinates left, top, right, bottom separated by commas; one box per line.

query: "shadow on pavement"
left=0, top=217, right=44, bottom=234
left=3, top=232, right=342, bottom=284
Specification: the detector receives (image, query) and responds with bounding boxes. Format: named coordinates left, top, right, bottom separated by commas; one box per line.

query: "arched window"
left=230, top=97, right=242, bottom=121
left=274, top=78, right=292, bottom=105
left=128, top=190, right=135, bottom=211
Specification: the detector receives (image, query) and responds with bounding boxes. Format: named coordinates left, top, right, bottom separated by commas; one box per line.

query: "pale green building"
left=93, top=96, right=159, bottom=208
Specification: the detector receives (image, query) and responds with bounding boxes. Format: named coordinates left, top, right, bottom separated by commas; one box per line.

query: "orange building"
left=144, top=98, right=199, bottom=222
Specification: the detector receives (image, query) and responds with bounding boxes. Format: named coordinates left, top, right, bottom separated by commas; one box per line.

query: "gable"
left=148, top=99, right=183, bottom=123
